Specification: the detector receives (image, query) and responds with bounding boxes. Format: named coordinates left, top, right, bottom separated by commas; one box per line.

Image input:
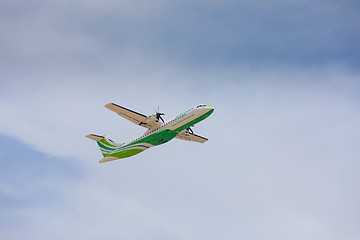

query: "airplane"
left=86, top=103, right=214, bottom=163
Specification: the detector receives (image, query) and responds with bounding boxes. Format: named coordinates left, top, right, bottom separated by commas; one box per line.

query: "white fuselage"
left=125, top=105, right=213, bottom=145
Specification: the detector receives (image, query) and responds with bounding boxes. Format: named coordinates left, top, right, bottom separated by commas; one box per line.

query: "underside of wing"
left=105, top=103, right=158, bottom=129
left=175, top=129, right=208, bottom=143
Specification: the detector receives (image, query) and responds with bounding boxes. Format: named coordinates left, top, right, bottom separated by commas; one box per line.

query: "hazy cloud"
left=1, top=0, right=360, bottom=239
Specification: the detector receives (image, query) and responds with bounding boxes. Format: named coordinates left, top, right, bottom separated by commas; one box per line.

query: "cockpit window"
left=196, top=104, right=206, bottom=108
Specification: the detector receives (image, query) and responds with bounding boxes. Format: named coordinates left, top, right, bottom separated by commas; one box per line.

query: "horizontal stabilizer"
left=86, top=134, right=104, bottom=141
left=99, top=156, right=119, bottom=163
left=86, top=134, right=123, bottom=146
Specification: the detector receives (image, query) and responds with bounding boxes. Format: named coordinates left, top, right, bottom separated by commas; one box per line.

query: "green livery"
left=87, top=104, right=214, bottom=163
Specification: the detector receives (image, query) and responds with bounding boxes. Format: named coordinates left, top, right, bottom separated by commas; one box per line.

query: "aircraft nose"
left=207, top=106, right=214, bottom=115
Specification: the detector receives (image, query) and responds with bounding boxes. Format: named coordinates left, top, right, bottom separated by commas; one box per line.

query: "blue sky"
left=1, top=1, right=360, bottom=239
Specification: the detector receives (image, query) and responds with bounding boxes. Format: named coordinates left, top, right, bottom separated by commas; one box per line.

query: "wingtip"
left=104, top=103, right=113, bottom=108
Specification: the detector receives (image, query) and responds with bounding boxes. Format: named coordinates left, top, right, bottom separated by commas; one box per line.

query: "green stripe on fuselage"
left=104, top=130, right=178, bottom=159
left=129, top=129, right=178, bottom=147
left=175, top=107, right=194, bottom=118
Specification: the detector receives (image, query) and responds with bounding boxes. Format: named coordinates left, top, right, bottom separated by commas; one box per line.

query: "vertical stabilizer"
left=86, top=134, right=123, bottom=157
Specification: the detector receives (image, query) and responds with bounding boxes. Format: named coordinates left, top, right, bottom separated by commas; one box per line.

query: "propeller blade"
left=153, top=106, right=165, bottom=122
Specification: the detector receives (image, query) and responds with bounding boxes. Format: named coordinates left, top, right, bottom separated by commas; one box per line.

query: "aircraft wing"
left=175, top=130, right=208, bottom=143
left=105, top=103, right=155, bottom=129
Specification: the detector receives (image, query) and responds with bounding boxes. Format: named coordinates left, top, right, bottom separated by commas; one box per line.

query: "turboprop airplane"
left=86, top=103, right=214, bottom=163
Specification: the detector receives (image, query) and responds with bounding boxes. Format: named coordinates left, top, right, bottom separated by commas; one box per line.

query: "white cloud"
left=1, top=62, right=360, bottom=238
left=1, top=0, right=360, bottom=239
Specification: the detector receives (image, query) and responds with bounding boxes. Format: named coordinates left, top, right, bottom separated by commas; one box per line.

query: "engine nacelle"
left=139, top=114, right=162, bottom=129
left=146, top=114, right=158, bottom=122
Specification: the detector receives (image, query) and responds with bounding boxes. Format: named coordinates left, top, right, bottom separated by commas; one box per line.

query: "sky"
left=1, top=0, right=360, bottom=239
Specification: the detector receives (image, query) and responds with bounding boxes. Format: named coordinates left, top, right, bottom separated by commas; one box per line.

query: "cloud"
left=2, top=61, right=360, bottom=239
left=1, top=0, right=360, bottom=239
left=1, top=0, right=360, bottom=74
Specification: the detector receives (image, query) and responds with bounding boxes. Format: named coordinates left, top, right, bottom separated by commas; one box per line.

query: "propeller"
left=153, top=106, right=165, bottom=123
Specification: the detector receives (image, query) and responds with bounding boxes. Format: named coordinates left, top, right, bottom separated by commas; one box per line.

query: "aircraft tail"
left=86, top=134, right=123, bottom=157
